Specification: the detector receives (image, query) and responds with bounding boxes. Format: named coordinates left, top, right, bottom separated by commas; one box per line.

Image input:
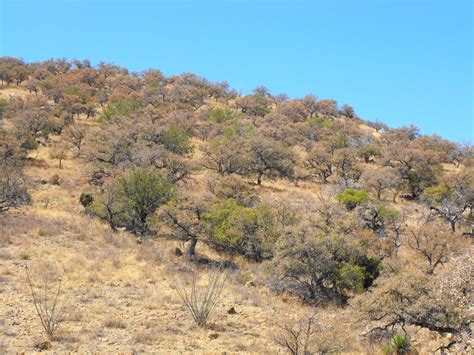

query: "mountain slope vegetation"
left=0, top=56, right=472, bottom=353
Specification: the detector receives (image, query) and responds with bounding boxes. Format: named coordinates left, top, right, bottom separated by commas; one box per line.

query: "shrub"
left=88, top=170, right=174, bottom=234
left=25, top=265, right=65, bottom=340
left=420, top=185, right=451, bottom=205
left=207, top=175, right=258, bottom=207
left=174, top=266, right=227, bottom=327
left=336, top=188, right=372, bottom=210
left=206, top=107, right=239, bottom=124
left=383, top=334, right=411, bottom=354
left=20, top=134, right=39, bottom=150
left=160, top=125, right=193, bottom=155
left=119, top=169, right=174, bottom=234
left=97, top=99, right=141, bottom=122
left=358, top=145, right=382, bottom=163
left=0, top=142, right=30, bottom=213
left=273, top=315, right=320, bottom=355
left=273, top=226, right=380, bottom=303
left=49, top=147, right=67, bottom=169
left=48, top=174, right=60, bottom=185
left=79, top=192, right=94, bottom=208
left=203, top=199, right=278, bottom=261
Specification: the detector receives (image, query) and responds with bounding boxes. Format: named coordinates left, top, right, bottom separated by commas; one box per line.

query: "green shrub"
left=206, top=107, right=239, bottom=124
left=160, top=125, right=193, bottom=155
left=98, top=99, right=141, bottom=122
left=20, top=135, right=39, bottom=150
left=87, top=169, right=174, bottom=235
left=358, top=145, right=382, bottom=163
left=383, top=334, right=411, bottom=354
left=119, top=169, right=174, bottom=234
left=203, top=199, right=277, bottom=261
left=79, top=192, right=94, bottom=207
left=222, top=124, right=254, bottom=139
left=421, top=185, right=451, bottom=205
left=273, top=229, right=380, bottom=303
left=336, top=188, right=372, bottom=210
left=335, top=263, right=366, bottom=294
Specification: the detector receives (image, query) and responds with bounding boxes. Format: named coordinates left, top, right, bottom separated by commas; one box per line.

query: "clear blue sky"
left=1, top=0, right=472, bottom=142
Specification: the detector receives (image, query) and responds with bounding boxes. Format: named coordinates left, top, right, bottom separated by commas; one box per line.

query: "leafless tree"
left=273, top=315, right=320, bottom=355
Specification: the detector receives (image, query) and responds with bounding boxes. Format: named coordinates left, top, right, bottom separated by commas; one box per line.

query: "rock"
left=227, top=307, right=237, bottom=315
left=36, top=341, right=52, bottom=350
left=208, top=333, right=219, bottom=340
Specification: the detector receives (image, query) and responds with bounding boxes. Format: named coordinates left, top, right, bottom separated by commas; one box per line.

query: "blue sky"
left=0, top=0, right=472, bottom=142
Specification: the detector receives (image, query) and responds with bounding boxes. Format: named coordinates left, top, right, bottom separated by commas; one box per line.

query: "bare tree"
left=407, top=224, right=452, bottom=274
left=273, top=315, right=320, bottom=355
left=64, top=124, right=86, bottom=155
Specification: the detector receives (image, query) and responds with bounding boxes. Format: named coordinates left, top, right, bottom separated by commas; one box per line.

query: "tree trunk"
left=186, top=237, right=197, bottom=260
left=450, top=220, right=456, bottom=233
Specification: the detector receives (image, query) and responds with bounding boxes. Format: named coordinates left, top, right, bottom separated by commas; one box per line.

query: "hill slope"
left=0, top=57, right=472, bottom=353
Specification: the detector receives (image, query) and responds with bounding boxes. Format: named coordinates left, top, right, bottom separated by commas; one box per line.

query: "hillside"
left=0, top=57, right=472, bottom=354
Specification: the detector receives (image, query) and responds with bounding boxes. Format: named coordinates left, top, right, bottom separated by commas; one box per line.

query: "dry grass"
left=0, top=130, right=302, bottom=352
left=0, top=86, right=458, bottom=353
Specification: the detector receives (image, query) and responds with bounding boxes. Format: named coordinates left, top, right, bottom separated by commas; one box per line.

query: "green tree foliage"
left=337, top=188, right=372, bottom=210
left=273, top=227, right=380, bottom=303
left=88, top=169, right=174, bottom=235
left=235, top=94, right=271, bottom=117
left=119, top=169, right=174, bottom=234
left=206, top=107, right=239, bottom=124
left=79, top=192, right=94, bottom=208
left=160, top=125, right=193, bottom=155
left=203, top=198, right=279, bottom=261
left=98, top=99, right=141, bottom=122
left=384, top=144, right=442, bottom=199
left=358, top=144, right=382, bottom=163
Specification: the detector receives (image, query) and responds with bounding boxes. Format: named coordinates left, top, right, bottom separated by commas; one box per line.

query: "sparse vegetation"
left=0, top=56, right=472, bottom=352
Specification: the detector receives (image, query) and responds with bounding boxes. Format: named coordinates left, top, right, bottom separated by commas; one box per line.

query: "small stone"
left=227, top=307, right=237, bottom=315
left=36, top=341, right=52, bottom=350
left=208, top=333, right=219, bottom=340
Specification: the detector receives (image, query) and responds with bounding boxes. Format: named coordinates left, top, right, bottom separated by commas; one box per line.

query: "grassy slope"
left=0, top=86, right=454, bottom=353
